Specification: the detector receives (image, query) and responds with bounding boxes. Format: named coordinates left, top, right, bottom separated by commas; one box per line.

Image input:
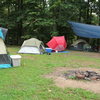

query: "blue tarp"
left=68, top=21, right=100, bottom=38
left=58, top=51, right=70, bottom=53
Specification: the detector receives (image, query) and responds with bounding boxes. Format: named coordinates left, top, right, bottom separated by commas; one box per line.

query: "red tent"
left=46, top=36, right=67, bottom=51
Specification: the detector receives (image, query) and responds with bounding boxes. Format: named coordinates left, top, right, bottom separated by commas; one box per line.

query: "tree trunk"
left=86, top=0, right=90, bottom=24
left=16, top=0, right=23, bottom=45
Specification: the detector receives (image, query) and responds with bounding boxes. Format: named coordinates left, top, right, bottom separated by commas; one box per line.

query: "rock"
left=84, top=77, right=91, bottom=81
left=76, top=73, right=85, bottom=79
left=90, top=76, right=98, bottom=80
left=96, top=75, right=100, bottom=79
left=83, top=72, right=89, bottom=77
left=97, top=79, right=100, bottom=81
left=86, top=71, right=97, bottom=77
left=64, top=70, right=100, bottom=81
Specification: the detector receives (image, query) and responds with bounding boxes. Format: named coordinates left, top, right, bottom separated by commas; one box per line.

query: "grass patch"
left=0, top=47, right=99, bottom=100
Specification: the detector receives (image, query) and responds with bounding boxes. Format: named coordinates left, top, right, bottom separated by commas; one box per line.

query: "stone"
left=76, top=73, right=85, bottom=79
left=90, top=76, right=98, bottom=80
left=84, top=77, right=91, bottom=81
left=64, top=70, right=100, bottom=81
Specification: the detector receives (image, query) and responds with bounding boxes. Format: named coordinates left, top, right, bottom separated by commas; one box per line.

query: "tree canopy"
left=0, top=0, right=100, bottom=45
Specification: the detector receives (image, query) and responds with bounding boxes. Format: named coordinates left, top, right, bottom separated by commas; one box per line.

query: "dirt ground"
left=68, top=50, right=100, bottom=58
left=44, top=67, right=100, bottom=93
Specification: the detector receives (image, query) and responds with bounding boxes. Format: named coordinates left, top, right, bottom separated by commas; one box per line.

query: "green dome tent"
left=18, top=38, right=45, bottom=54
left=70, top=39, right=91, bottom=51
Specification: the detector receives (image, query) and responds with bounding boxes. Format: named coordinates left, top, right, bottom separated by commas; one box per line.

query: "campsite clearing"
left=0, top=46, right=100, bottom=100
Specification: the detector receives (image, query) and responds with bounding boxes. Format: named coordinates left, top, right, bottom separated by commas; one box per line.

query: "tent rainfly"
left=0, top=27, right=12, bottom=68
left=18, top=38, right=45, bottom=54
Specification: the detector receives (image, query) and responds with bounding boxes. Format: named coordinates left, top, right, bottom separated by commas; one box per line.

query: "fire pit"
left=64, top=70, right=100, bottom=81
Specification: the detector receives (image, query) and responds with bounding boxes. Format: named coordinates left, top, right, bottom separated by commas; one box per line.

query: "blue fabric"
left=0, top=64, right=12, bottom=68
left=58, top=51, right=70, bottom=53
left=45, top=48, right=52, bottom=53
left=53, top=51, right=70, bottom=53
left=0, top=29, right=4, bottom=39
left=68, top=21, right=100, bottom=38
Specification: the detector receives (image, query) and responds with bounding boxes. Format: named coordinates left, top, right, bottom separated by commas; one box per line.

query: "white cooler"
left=10, top=55, right=22, bottom=67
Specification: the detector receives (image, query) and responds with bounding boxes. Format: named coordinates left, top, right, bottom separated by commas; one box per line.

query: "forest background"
left=0, top=0, right=100, bottom=46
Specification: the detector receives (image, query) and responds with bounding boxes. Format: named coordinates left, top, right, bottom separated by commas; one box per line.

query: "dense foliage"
left=0, top=0, right=100, bottom=45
